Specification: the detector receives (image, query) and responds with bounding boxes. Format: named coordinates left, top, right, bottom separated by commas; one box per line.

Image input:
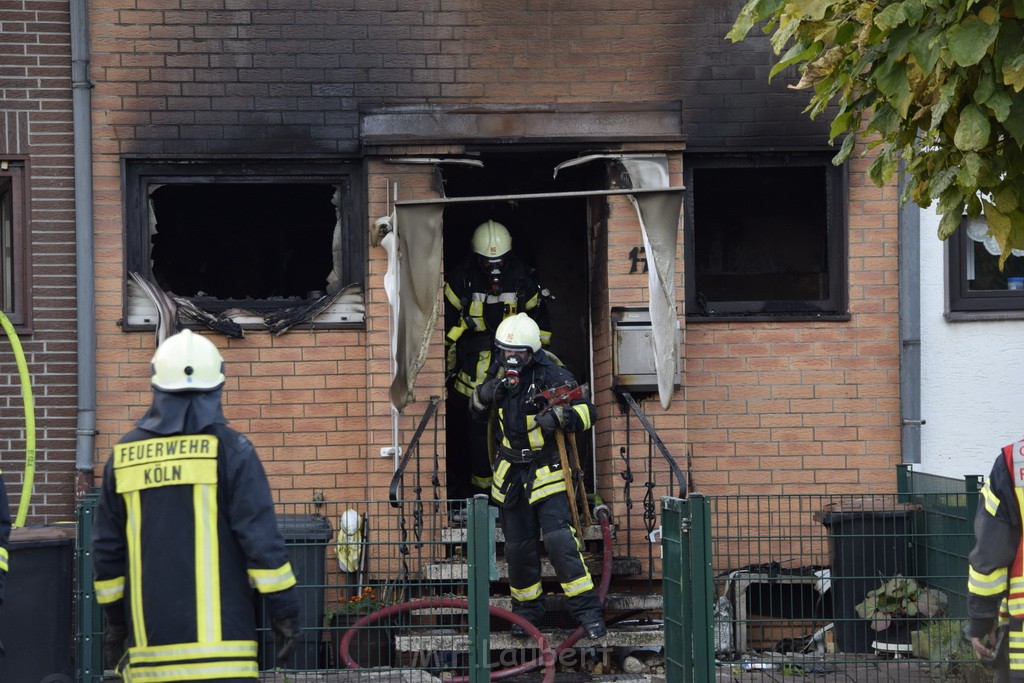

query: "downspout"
left=71, top=0, right=97, bottom=495
left=898, top=161, right=922, bottom=464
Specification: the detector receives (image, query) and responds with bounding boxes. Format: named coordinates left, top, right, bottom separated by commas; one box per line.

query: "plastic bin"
left=0, top=526, right=76, bottom=683
left=815, top=499, right=921, bottom=653
left=257, top=514, right=333, bottom=670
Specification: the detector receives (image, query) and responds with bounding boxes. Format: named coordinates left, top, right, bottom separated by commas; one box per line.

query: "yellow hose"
left=0, top=311, right=35, bottom=527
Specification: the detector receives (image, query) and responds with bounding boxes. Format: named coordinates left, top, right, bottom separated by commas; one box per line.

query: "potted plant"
left=854, top=575, right=949, bottom=647
left=323, top=586, right=394, bottom=669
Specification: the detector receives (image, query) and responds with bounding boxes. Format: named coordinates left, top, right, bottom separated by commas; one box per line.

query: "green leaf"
left=987, top=89, right=1013, bottom=122
left=1005, top=91, right=1024, bottom=148
left=975, top=65, right=996, bottom=105
left=994, top=19, right=1023, bottom=76
left=954, top=103, right=991, bottom=151
left=875, top=60, right=913, bottom=117
left=770, top=41, right=821, bottom=79
left=902, top=0, right=925, bottom=24
left=909, top=28, right=941, bottom=76
left=994, top=186, right=1021, bottom=214
left=833, top=132, right=857, bottom=163
left=792, top=0, right=832, bottom=20
left=876, top=3, right=907, bottom=32
left=1004, top=53, right=1024, bottom=91
left=948, top=16, right=1000, bottom=67
left=868, top=103, right=901, bottom=136
left=937, top=208, right=963, bottom=240
left=957, top=152, right=983, bottom=189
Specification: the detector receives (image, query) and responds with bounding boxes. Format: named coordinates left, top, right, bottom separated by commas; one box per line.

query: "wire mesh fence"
left=705, top=487, right=984, bottom=682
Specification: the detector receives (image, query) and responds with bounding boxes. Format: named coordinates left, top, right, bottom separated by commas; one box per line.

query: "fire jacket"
left=0, top=470, right=9, bottom=604
left=470, top=350, right=595, bottom=507
left=967, top=439, right=1024, bottom=640
left=444, top=253, right=551, bottom=398
left=92, top=423, right=299, bottom=682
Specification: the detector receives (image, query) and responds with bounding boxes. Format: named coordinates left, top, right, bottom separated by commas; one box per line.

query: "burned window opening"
left=150, top=183, right=338, bottom=304
left=123, top=160, right=365, bottom=332
left=684, top=152, right=847, bottom=320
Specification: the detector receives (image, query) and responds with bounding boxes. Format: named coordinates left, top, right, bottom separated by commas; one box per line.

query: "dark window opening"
left=947, top=215, right=1024, bottom=315
left=0, top=160, right=30, bottom=328
left=123, top=160, right=364, bottom=330
left=685, top=152, right=847, bottom=320
left=150, top=184, right=337, bottom=300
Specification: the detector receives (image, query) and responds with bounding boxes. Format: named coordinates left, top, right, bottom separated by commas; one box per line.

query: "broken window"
left=123, top=160, right=365, bottom=332
left=0, top=159, right=30, bottom=327
left=684, top=152, right=847, bottom=320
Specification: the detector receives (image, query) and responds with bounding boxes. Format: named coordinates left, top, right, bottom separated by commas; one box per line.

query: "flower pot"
left=328, top=613, right=395, bottom=669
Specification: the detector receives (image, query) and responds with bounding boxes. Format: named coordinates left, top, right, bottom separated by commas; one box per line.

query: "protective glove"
left=476, top=377, right=503, bottom=405
left=103, top=618, right=128, bottom=670
left=445, top=343, right=458, bottom=373
left=535, top=408, right=560, bottom=434
left=272, top=615, right=300, bottom=664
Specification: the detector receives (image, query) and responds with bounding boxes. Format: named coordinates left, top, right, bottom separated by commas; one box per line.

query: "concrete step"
left=421, top=555, right=642, bottom=582
left=394, top=626, right=665, bottom=653
left=441, top=523, right=610, bottom=544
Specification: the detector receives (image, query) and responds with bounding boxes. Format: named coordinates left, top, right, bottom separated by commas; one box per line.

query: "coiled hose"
left=340, top=505, right=615, bottom=682
left=0, top=311, right=35, bottom=527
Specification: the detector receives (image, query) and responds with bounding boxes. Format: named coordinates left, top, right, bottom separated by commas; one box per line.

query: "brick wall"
left=0, top=0, right=78, bottom=524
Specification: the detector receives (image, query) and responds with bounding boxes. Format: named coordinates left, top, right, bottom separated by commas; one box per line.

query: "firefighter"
left=967, top=437, right=1024, bottom=682
left=470, top=313, right=606, bottom=639
left=444, top=220, right=552, bottom=512
left=91, top=329, right=300, bottom=681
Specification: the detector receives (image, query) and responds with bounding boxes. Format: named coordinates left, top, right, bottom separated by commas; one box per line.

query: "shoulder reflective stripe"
left=510, top=582, right=543, bottom=602
left=114, top=435, right=219, bottom=494
left=125, top=490, right=148, bottom=647
left=127, top=639, right=257, bottom=663
left=562, top=573, right=595, bottom=597
left=970, top=566, right=1009, bottom=596
left=247, top=562, right=297, bottom=594
left=444, top=283, right=462, bottom=309
left=194, top=483, right=221, bottom=643
left=94, top=576, right=126, bottom=604
left=982, top=481, right=1000, bottom=516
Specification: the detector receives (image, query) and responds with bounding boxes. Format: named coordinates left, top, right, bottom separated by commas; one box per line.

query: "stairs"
left=392, top=518, right=667, bottom=679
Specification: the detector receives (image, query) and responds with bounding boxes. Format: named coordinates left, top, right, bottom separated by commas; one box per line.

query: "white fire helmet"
left=470, top=220, right=512, bottom=258
left=494, top=313, right=542, bottom=353
left=150, top=329, right=226, bottom=392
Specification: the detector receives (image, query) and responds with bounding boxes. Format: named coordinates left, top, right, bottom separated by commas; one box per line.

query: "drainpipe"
left=71, top=0, right=97, bottom=496
left=898, top=162, right=922, bottom=464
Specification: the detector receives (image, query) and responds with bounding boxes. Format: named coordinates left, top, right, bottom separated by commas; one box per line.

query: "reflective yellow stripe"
left=195, top=484, right=220, bottom=642
left=969, top=566, right=1008, bottom=597
left=525, top=417, right=544, bottom=450
left=510, top=582, right=543, bottom=602
left=571, top=403, right=591, bottom=430
left=125, top=490, right=147, bottom=647
left=128, top=639, right=257, bottom=663
left=982, top=481, right=1000, bottom=516
left=123, top=659, right=258, bottom=680
left=0, top=546, right=8, bottom=572
left=95, top=576, right=126, bottom=604
left=562, top=572, right=594, bottom=597
left=443, top=283, right=462, bottom=310
left=247, top=563, right=297, bottom=594
left=471, top=474, right=492, bottom=490
left=114, top=435, right=219, bottom=494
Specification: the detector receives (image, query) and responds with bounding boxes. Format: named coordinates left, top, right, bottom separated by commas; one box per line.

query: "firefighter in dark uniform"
left=470, top=313, right=606, bottom=639
left=92, top=329, right=300, bottom=682
left=967, top=437, right=1024, bottom=682
left=444, top=219, right=552, bottom=507
left=0, top=469, right=10, bottom=657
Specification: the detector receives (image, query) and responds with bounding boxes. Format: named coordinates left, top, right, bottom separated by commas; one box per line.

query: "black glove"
left=103, top=617, right=128, bottom=670
left=272, top=615, right=299, bottom=664
left=536, top=409, right=559, bottom=434
left=476, top=377, right=503, bottom=404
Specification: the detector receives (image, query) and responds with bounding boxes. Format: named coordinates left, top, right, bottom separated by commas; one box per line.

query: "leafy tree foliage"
left=729, top=0, right=1024, bottom=264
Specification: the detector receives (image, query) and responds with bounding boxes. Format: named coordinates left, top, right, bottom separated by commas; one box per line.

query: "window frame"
left=684, top=150, right=849, bottom=322
left=0, top=158, right=32, bottom=329
left=122, top=158, right=365, bottom=332
left=946, top=216, right=1024, bottom=319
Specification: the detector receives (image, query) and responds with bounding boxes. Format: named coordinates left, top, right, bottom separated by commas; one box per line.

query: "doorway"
left=440, top=150, right=597, bottom=501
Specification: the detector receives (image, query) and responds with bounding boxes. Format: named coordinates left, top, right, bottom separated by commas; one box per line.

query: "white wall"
left=917, top=206, right=1024, bottom=480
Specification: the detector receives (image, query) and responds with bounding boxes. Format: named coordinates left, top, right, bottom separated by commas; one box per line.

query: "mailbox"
left=611, top=307, right=680, bottom=392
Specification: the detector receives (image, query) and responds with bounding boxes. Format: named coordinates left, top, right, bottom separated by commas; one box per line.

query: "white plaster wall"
left=917, top=206, right=1024, bottom=480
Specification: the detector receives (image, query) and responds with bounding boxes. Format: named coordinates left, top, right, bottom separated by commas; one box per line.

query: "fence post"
left=661, top=495, right=714, bottom=683
left=466, top=496, right=492, bottom=683
left=76, top=493, right=102, bottom=683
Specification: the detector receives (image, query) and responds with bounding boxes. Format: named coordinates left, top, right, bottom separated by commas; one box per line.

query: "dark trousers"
left=499, top=484, right=602, bottom=626
left=446, top=392, right=492, bottom=501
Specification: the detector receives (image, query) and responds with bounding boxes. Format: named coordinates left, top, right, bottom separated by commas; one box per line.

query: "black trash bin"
left=0, top=526, right=76, bottom=683
left=815, top=499, right=921, bottom=654
left=257, top=514, right=333, bottom=670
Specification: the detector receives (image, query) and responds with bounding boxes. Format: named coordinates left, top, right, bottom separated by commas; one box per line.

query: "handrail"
left=388, top=395, right=441, bottom=507
left=620, top=391, right=686, bottom=498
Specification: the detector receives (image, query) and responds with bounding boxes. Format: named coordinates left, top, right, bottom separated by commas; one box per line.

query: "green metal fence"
left=664, top=475, right=983, bottom=682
